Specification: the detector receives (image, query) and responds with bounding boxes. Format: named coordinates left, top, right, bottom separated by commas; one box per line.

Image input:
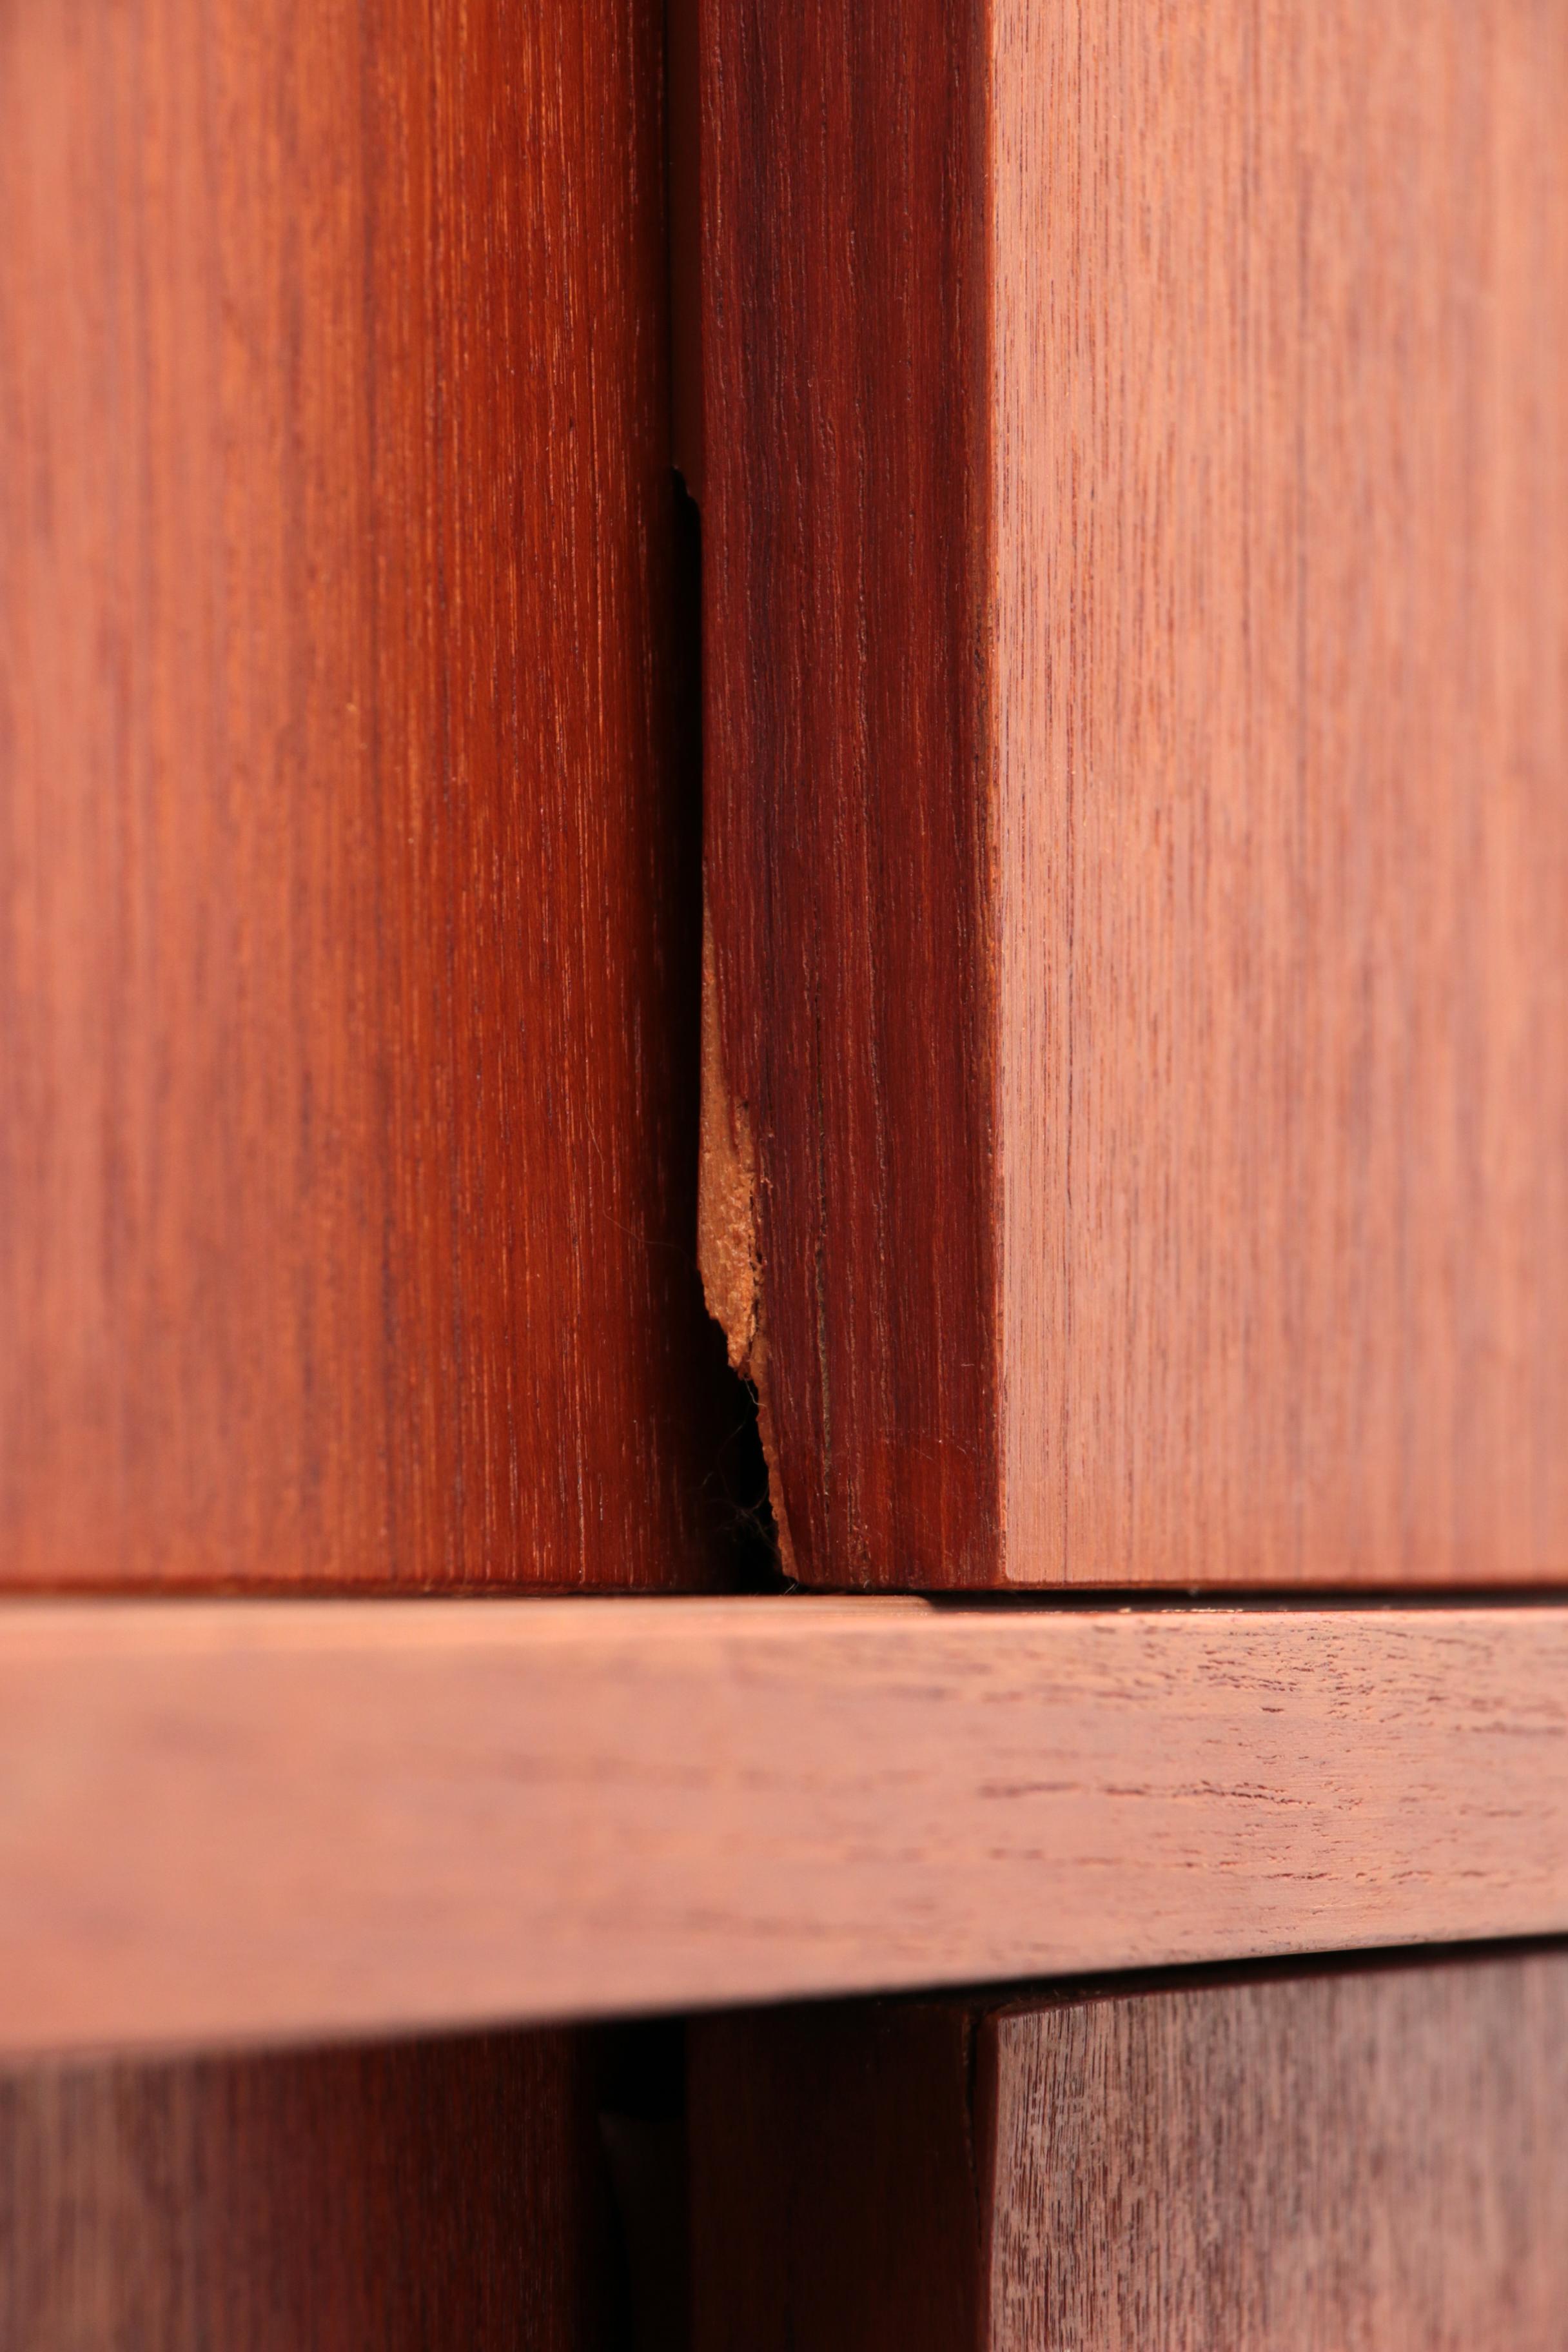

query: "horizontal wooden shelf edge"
left=2, top=1595, right=1566, bottom=2059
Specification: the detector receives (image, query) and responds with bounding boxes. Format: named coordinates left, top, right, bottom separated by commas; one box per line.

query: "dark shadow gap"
left=669, top=475, right=783, bottom=1592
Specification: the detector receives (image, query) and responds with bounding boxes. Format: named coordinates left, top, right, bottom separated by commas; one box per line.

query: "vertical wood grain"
left=996, top=0, right=1568, bottom=1583
left=0, top=0, right=728, bottom=1587
left=690, top=1952, right=1568, bottom=2352
left=986, top=1959, right=1568, bottom=2350
left=697, top=0, right=999, bottom=1583
left=689, top=2003, right=981, bottom=2352
left=0, top=2030, right=605, bottom=2351
left=700, top=0, right=1568, bottom=1587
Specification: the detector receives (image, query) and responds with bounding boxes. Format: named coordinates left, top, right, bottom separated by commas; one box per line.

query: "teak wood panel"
left=696, top=0, right=1568, bottom=1585
left=0, top=0, right=727, bottom=1587
left=692, top=1950, right=1568, bottom=2351
left=6, top=1598, right=1568, bottom=2055
left=691, top=2005, right=982, bottom=2352
left=0, top=2030, right=604, bottom=2350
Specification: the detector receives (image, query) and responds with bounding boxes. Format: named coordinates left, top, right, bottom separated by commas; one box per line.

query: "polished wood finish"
left=689, top=2004, right=981, bottom=2352
left=0, top=0, right=725, bottom=1589
left=985, top=1961, right=1568, bottom=2351
left=5, top=1596, right=1568, bottom=2054
left=0, top=2028, right=604, bottom=2349
left=692, top=1950, right=1568, bottom=2351
left=696, top=0, right=993, bottom=1583
left=697, top=0, right=1568, bottom=1586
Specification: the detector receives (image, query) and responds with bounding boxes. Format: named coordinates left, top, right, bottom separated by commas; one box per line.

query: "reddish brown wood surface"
left=696, top=0, right=995, bottom=1584
left=0, top=2029, right=605, bottom=2349
left=983, top=1959, right=1568, bottom=2351
left=692, top=1950, right=1568, bottom=2351
left=689, top=2004, right=981, bottom=2352
left=5, top=1598, right=1568, bottom=2055
left=698, top=0, right=1568, bottom=1587
left=0, top=0, right=727, bottom=1588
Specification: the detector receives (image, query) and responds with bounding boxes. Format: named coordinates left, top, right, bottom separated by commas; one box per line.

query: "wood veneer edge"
left=1, top=1596, right=1566, bottom=2055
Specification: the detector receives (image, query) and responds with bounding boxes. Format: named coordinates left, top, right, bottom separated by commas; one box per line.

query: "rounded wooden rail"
left=2, top=1597, right=1566, bottom=2057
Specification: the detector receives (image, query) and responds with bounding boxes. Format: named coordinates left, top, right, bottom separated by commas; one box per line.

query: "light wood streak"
left=1, top=1598, right=1566, bottom=2055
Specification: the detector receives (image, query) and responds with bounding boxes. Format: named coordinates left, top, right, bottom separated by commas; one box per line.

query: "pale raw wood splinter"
left=698, top=0, right=1568, bottom=1586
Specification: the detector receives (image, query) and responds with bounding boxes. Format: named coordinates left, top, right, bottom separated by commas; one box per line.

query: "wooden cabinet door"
left=692, top=1952, right=1568, bottom=2350
left=696, top=0, right=1568, bottom=1589
left=0, top=0, right=727, bottom=1591
left=0, top=2030, right=607, bottom=2350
